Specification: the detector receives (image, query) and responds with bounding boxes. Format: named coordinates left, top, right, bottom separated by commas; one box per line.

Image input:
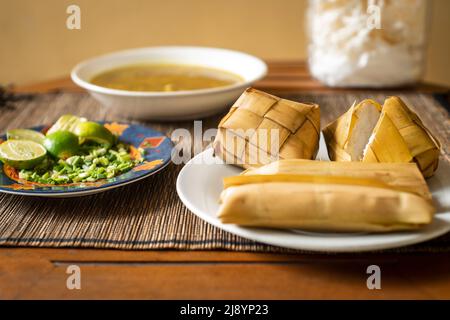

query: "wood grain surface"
left=1, top=61, right=450, bottom=299
left=13, top=61, right=450, bottom=95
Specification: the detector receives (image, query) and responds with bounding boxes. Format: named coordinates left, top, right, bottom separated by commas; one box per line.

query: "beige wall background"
left=1, top=0, right=450, bottom=86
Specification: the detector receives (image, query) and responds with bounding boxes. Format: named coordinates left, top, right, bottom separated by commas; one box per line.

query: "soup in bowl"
left=90, top=63, right=244, bottom=92
left=71, top=46, right=267, bottom=120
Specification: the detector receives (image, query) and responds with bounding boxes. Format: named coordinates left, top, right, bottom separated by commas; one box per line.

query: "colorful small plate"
left=0, top=122, right=172, bottom=197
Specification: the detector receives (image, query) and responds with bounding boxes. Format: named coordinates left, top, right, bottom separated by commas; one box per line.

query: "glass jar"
left=307, top=0, right=430, bottom=88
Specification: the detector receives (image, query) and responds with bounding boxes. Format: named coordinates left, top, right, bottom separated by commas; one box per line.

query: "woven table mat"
left=0, top=91, right=449, bottom=253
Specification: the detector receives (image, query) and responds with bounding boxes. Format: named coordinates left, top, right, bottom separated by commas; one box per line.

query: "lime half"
left=0, top=140, right=47, bottom=169
left=74, top=121, right=115, bottom=147
left=46, top=114, right=87, bottom=136
left=44, top=131, right=80, bottom=159
left=7, top=128, right=46, bottom=145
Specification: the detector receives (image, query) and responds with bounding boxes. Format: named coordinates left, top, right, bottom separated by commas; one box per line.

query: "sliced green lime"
left=7, top=128, right=46, bottom=145
left=44, top=131, right=80, bottom=159
left=74, top=121, right=115, bottom=147
left=0, top=140, right=47, bottom=169
left=46, top=114, right=87, bottom=136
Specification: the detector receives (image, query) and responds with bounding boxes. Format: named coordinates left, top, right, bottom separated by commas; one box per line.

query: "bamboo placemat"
left=0, top=91, right=448, bottom=253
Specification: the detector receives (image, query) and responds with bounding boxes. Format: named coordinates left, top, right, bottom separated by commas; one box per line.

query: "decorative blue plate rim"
left=0, top=121, right=173, bottom=197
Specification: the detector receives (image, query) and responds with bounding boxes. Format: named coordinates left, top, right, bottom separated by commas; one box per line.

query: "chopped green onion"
left=19, top=142, right=142, bottom=185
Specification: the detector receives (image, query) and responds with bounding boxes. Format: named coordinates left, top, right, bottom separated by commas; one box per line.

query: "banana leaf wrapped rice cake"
left=218, top=160, right=434, bottom=233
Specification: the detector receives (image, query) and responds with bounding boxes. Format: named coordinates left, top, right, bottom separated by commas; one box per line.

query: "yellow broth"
left=90, top=64, right=243, bottom=92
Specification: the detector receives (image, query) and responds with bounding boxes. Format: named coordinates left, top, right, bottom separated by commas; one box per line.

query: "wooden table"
left=1, top=61, right=450, bottom=299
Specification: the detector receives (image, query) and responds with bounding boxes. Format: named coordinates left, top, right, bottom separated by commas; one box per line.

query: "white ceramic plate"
left=71, top=46, right=267, bottom=120
left=176, top=135, right=450, bottom=252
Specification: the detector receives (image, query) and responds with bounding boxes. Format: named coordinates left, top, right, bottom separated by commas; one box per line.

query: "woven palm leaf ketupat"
left=323, top=96, right=440, bottom=178
left=213, top=88, right=320, bottom=168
